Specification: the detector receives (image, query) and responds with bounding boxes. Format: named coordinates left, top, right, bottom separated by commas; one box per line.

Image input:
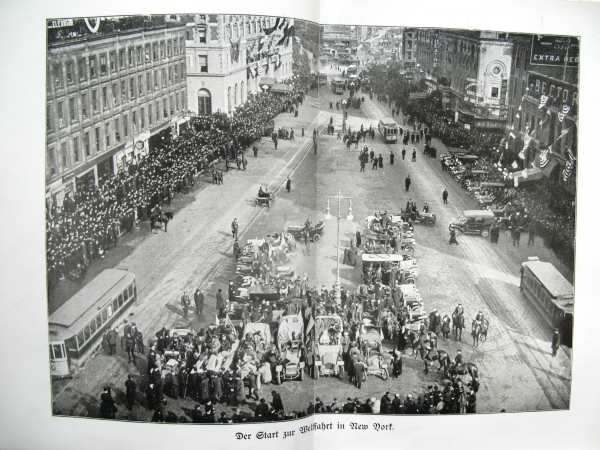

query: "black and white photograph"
left=2, top=0, right=600, bottom=448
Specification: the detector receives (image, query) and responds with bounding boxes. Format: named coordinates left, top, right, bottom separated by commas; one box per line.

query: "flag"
left=306, top=315, right=315, bottom=335
left=562, top=148, right=576, bottom=182
left=264, top=18, right=281, bottom=35
left=558, top=104, right=571, bottom=122
left=276, top=23, right=295, bottom=47
left=257, top=36, right=264, bottom=52
left=539, top=148, right=549, bottom=168
left=539, top=94, right=548, bottom=109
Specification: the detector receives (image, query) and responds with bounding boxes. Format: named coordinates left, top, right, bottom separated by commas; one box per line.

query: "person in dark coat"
left=200, top=374, right=211, bottom=404
left=255, top=398, right=270, bottom=421
left=356, top=230, right=361, bottom=247
left=192, top=404, right=204, bottom=423
left=354, top=358, right=364, bottom=389
left=378, top=154, right=384, bottom=168
left=392, top=350, right=403, bottom=377
left=209, top=374, right=224, bottom=404
left=390, top=152, right=394, bottom=165
left=216, top=289, right=226, bottom=317
left=100, top=386, right=118, bottom=419
left=402, top=148, right=406, bottom=160
left=271, top=390, right=284, bottom=414
left=405, top=176, right=411, bottom=192
left=449, top=228, right=459, bottom=245
left=146, top=383, right=156, bottom=410
left=551, top=328, right=561, bottom=356
left=235, top=376, right=246, bottom=405
left=286, top=177, right=291, bottom=193
left=194, top=289, right=204, bottom=315
left=380, top=392, right=392, bottom=414
left=442, top=189, right=449, bottom=204
left=412, top=149, right=417, bottom=162
left=528, top=221, right=536, bottom=245
left=125, top=375, right=137, bottom=410
left=107, top=327, right=118, bottom=355
left=372, top=157, right=378, bottom=170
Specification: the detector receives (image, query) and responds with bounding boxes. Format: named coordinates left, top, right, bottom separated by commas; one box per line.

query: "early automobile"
left=449, top=210, right=496, bottom=238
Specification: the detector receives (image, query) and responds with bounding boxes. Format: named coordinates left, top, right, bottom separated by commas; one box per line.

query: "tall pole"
left=325, top=189, right=353, bottom=305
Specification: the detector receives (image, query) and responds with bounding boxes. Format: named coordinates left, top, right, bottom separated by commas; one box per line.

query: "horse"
left=150, top=213, right=169, bottom=232
left=452, top=312, right=464, bottom=341
left=383, top=314, right=399, bottom=341
left=478, top=319, right=489, bottom=344
left=418, top=343, right=450, bottom=374
left=471, top=320, right=481, bottom=348
left=445, top=361, right=479, bottom=380
left=405, top=329, right=423, bottom=357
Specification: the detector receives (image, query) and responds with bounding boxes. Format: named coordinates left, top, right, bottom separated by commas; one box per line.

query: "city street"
left=52, top=72, right=570, bottom=419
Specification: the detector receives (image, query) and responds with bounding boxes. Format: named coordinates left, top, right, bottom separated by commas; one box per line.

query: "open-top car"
left=314, top=315, right=345, bottom=380
left=274, top=314, right=305, bottom=384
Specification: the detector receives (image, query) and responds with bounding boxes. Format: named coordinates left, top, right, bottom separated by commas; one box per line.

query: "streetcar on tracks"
left=48, top=268, right=137, bottom=378
left=331, top=77, right=344, bottom=94
left=378, top=117, right=399, bottom=143
left=318, top=72, right=328, bottom=86
left=520, top=258, right=574, bottom=347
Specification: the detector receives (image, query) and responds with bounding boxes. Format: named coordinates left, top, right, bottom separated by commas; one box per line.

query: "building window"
left=69, top=97, right=77, bottom=123
left=144, top=44, right=150, bottom=62
left=121, top=80, right=127, bottom=102
left=124, top=114, right=129, bottom=137
left=174, top=64, right=179, bottom=83
left=119, top=49, right=125, bottom=69
left=156, top=101, right=160, bottom=122
left=115, top=118, right=120, bottom=142
left=180, top=62, right=185, bottom=79
left=90, top=56, right=98, bottom=78
left=146, top=72, right=152, bottom=92
left=53, top=64, right=62, bottom=88
left=491, top=87, right=499, bottom=98
left=149, top=104, right=153, bottom=125
left=128, top=48, right=134, bottom=66
left=154, top=70, right=159, bottom=90
left=180, top=39, right=184, bottom=54
left=137, top=47, right=142, bottom=64
left=112, top=83, right=118, bottom=106
left=82, top=93, right=89, bottom=118
left=102, top=86, right=108, bottom=109
left=100, top=54, right=107, bottom=75
left=84, top=131, right=90, bottom=156
left=61, top=141, right=68, bottom=168
left=130, top=77, right=136, bottom=99
left=110, top=52, right=116, bottom=72
left=198, top=27, right=207, bottom=44
left=140, top=108, right=145, bottom=129
left=92, top=89, right=99, bottom=113
left=234, top=83, right=238, bottom=106
left=199, top=55, right=208, bottom=73
left=95, top=126, right=101, bottom=152
left=66, top=62, right=74, bottom=84
left=168, top=66, right=173, bottom=84
left=46, top=105, right=53, bottom=131
left=241, top=81, right=244, bottom=103
left=105, top=122, right=110, bottom=147
left=163, top=99, right=168, bottom=119
left=170, top=95, right=174, bottom=115
left=160, top=41, right=165, bottom=58
left=197, top=88, right=212, bottom=115
left=48, top=147, right=57, bottom=175
left=132, top=111, right=138, bottom=133
left=153, top=43, right=158, bottom=61
left=58, top=101, right=65, bottom=127
left=78, top=59, right=87, bottom=81
left=162, top=68, right=167, bottom=88
left=173, top=38, right=178, bottom=55
left=176, top=91, right=180, bottom=111
left=138, top=75, right=144, bottom=96
left=73, top=136, right=80, bottom=162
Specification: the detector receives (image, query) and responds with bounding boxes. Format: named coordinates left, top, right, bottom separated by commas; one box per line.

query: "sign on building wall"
left=531, top=35, right=579, bottom=67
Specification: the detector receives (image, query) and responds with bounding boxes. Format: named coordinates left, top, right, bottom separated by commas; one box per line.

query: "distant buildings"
left=184, top=14, right=294, bottom=116
left=46, top=18, right=187, bottom=208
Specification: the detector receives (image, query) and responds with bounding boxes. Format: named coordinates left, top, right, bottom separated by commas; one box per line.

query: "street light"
left=324, top=189, right=354, bottom=304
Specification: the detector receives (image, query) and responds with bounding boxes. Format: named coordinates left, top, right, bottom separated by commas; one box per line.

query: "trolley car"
left=48, top=268, right=137, bottom=378
left=520, top=258, right=574, bottom=347
left=331, top=77, right=344, bottom=95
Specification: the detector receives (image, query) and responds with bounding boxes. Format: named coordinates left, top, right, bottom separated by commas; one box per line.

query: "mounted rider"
left=454, top=303, right=464, bottom=318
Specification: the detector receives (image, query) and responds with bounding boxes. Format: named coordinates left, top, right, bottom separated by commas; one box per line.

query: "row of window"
left=47, top=64, right=185, bottom=131
left=47, top=89, right=187, bottom=176
left=49, top=37, right=184, bottom=91
left=75, top=283, right=135, bottom=349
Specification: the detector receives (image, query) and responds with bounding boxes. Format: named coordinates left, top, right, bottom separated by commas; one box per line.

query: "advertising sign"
left=531, top=35, right=579, bottom=67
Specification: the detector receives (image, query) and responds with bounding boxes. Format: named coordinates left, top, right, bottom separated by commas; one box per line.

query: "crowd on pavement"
left=46, top=87, right=307, bottom=290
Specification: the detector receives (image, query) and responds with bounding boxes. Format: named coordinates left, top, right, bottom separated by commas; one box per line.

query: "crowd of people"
left=46, top=88, right=305, bottom=290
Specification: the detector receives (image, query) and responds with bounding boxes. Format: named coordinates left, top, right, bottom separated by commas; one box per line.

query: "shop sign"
left=531, top=35, right=579, bottom=67
left=47, top=19, right=73, bottom=28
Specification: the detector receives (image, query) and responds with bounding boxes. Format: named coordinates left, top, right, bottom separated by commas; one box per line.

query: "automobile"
left=314, top=315, right=345, bottom=380
left=449, top=210, right=496, bottom=238
left=274, top=314, right=305, bottom=384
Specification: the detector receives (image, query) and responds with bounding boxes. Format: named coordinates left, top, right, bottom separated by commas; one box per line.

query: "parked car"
left=449, top=210, right=496, bottom=238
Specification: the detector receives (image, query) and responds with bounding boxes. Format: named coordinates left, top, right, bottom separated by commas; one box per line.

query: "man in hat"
left=181, top=291, right=190, bottom=318
left=271, top=390, right=284, bottom=414
left=380, top=392, right=392, bottom=414
left=194, top=288, right=204, bottom=315
left=216, top=289, right=226, bottom=318
left=255, top=398, right=269, bottom=421
left=391, top=394, right=404, bottom=414
left=100, top=386, right=118, bottom=419
left=551, top=328, right=561, bottom=357
left=192, top=404, right=203, bottom=423
left=231, top=218, right=239, bottom=239
left=286, top=177, right=291, bottom=193
left=454, top=349, right=463, bottom=366
left=125, top=374, right=137, bottom=410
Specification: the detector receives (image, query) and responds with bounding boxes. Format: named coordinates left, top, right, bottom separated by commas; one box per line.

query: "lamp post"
left=325, top=189, right=353, bottom=304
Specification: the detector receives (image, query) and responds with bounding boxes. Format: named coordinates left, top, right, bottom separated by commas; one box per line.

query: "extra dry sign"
left=531, top=35, right=579, bottom=67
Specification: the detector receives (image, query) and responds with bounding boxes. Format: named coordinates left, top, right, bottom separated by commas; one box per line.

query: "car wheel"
left=381, top=368, right=389, bottom=380
left=426, top=218, right=435, bottom=226
left=312, top=234, right=321, bottom=243
left=481, top=229, right=490, bottom=238
left=499, top=222, right=508, bottom=231
left=338, top=366, right=345, bottom=379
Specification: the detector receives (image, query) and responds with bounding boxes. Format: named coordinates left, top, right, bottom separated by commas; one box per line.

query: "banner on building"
left=562, top=148, right=576, bottom=182
left=531, top=35, right=579, bottom=67
left=558, top=104, right=571, bottom=122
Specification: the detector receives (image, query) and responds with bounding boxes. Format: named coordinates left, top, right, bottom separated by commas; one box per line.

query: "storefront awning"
left=259, top=77, right=276, bottom=87
left=270, top=83, right=294, bottom=94
left=507, top=167, right=543, bottom=184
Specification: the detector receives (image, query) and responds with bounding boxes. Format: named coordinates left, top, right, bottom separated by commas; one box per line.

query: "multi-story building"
left=506, top=34, right=578, bottom=193
left=185, top=14, right=294, bottom=116
left=46, top=18, right=187, bottom=209
left=414, top=29, right=512, bottom=131
left=402, top=28, right=418, bottom=68
left=321, top=25, right=352, bottom=46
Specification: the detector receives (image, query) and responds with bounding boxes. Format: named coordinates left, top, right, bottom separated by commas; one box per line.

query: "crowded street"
left=45, top=18, right=575, bottom=423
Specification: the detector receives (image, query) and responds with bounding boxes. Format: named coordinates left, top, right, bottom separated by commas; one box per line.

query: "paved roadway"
left=51, top=74, right=571, bottom=419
